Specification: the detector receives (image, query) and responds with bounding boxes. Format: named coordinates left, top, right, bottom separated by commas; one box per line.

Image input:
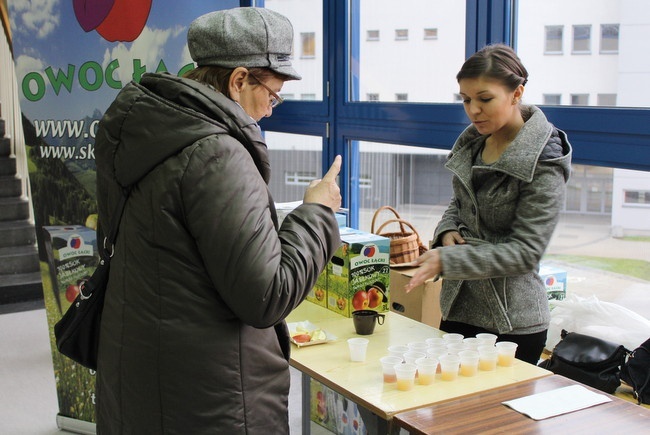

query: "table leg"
left=301, top=372, right=311, bottom=435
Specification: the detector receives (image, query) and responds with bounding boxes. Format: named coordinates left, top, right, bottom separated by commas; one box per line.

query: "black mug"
left=352, top=310, right=385, bottom=335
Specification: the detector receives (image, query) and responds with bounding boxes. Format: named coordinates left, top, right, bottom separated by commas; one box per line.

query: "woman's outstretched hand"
left=404, top=248, right=442, bottom=293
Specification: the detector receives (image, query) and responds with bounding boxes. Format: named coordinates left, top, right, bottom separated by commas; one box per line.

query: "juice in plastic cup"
left=438, top=355, right=460, bottom=381
left=415, top=357, right=438, bottom=386
left=380, top=356, right=404, bottom=384
left=495, top=341, right=518, bottom=367
left=394, top=363, right=417, bottom=391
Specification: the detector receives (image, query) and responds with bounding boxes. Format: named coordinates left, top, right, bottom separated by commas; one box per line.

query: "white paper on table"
left=502, top=385, right=612, bottom=420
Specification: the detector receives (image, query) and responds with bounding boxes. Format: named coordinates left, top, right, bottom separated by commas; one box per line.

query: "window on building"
left=395, top=29, right=408, bottom=40
left=544, top=25, right=563, bottom=54
left=301, top=93, right=317, bottom=100
left=424, top=28, right=438, bottom=40
left=367, top=30, right=379, bottom=41
left=367, top=93, right=379, bottom=102
left=543, top=94, right=562, bottom=105
left=301, top=32, right=316, bottom=58
left=453, top=93, right=463, bottom=103
left=597, top=94, right=617, bottom=106
left=280, top=93, right=295, bottom=101
left=571, top=94, right=589, bottom=105
left=600, top=24, right=619, bottom=53
left=285, top=171, right=318, bottom=186
left=572, top=25, right=591, bottom=53
left=395, top=93, right=408, bottom=102
left=624, top=191, right=650, bottom=205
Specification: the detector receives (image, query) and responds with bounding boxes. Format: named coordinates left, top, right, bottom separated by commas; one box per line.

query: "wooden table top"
left=286, top=301, right=551, bottom=421
left=392, top=374, right=650, bottom=434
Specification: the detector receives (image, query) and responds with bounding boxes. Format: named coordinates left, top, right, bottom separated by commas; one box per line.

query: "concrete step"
left=0, top=136, right=10, bottom=157
left=0, top=271, right=44, bottom=305
left=0, top=220, right=37, bottom=248
left=0, top=197, right=30, bottom=221
left=0, top=155, right=16, bottom=176
left=0, top=175, right=23, bottom=198
left=0, top=244, right=40, bottom=275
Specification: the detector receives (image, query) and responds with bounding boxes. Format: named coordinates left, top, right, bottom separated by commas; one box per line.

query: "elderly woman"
left=94, top=8, right=341, bottom=434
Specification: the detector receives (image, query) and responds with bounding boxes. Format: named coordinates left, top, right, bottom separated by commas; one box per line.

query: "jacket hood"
left=450, top=105, right=572, bottom=183
left=97, top=72, right=271, bottom=188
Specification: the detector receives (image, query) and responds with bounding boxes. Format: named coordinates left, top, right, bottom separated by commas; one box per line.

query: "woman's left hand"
left=404, top=249, right=442, bottom=293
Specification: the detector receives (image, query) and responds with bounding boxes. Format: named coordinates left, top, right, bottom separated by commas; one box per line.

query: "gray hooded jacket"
left=433, top=105, right=572, bottom=334
left=94, top=73, right=340, bottom=434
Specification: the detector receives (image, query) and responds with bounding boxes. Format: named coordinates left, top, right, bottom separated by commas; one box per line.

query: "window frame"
left=257, top=0, right=650, bottom=228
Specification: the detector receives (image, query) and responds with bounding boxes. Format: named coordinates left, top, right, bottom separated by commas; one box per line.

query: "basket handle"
left=371, top=206, right=404, bottom=234
left=375, top=218, right=424, bottom=245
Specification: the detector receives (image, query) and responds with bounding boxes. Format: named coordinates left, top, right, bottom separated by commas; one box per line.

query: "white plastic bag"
left=546, top=294, right=650, bottom=352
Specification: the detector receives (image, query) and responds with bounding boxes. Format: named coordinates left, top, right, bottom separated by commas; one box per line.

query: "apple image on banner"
left=74, top=0, right=152, bottom=42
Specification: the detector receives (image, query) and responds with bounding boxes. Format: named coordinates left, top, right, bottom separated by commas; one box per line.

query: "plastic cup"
left=403, top=351, right=426, bottom=365
left=476, top=333, right=498, bottom=347
left=394, top=363, right=417, bottom=391
left=463, top=337, right=481, bottom=351
left=438, top=354, right=460, bottom=381
left=458, top=350, right=479, bottom=377
left=407, top=341, right=429, bottom=352
left=477, top=345, right=499, bottom=371
left=387, top=345, right=410, bottom=361
left=348, top=338, right=369, bottom=362
left=495, top=341, right=518, bottom=367
left=427, top=345, right=448, bottom=359
left=442, top=333, right=464, bottom=344
left=415, top=357, right=438, bottom=385
left=446, top=342, right=468, bottom=355
left=425, top=337, right=446, bottom=347
left=380, top=356, right=404, bottom=383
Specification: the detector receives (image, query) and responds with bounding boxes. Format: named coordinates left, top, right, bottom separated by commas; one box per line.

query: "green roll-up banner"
left=8, top=1, right=238, bottom=432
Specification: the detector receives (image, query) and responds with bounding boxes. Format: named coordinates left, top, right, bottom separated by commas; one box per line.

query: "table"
left=286, top=301, right=552, bottom=434
left=392, top=374, right=650, bottom=434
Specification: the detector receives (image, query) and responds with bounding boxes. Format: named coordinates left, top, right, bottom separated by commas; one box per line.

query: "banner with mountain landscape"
left=8, top=0, right=238, bottom=429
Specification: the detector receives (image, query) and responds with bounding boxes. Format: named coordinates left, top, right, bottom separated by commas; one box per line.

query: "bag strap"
left=101, top=187, right=131, bottom=261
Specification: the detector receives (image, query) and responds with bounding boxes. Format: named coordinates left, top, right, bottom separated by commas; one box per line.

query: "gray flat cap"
left=188, top=7, right=301, bottom=80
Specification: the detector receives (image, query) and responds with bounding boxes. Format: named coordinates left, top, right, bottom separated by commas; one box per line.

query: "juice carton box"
left=42, top=225, right=100, bottom=316
left=539, top=264, right=568, bottom=301
left=326, top=227, right=390, bottom=317
left=305, top=269, right=328, bottom=307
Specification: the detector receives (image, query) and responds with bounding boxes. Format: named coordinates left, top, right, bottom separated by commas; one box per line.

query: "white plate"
left=287, top=320, right=337, bottom=347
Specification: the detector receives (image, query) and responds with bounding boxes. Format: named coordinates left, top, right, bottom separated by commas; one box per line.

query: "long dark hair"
left=456, top=43, right=528, bottom=91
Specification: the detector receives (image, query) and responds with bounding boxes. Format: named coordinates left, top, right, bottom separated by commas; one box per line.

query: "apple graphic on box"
left=352, top=290, right=369, bottom=310
left=367, top=287, right=382, bottom=308
left=65, top=284, right=80, bottom=303
left=336, top=297, right=347, bottom=311
left=314, top=288, right=325, bottom=301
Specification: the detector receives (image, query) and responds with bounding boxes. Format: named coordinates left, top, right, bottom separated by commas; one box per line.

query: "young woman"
left=406, top=44, right=572, bottom=364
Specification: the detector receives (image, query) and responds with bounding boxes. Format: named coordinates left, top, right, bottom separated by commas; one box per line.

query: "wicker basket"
left=371, top=206, right=427, bottom=265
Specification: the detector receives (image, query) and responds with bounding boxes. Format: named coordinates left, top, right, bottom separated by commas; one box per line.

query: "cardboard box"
left=327, top=227, right=390, bottom=317
left=305, top=269, right=328, bottom=307
left=42, top=225, right=99, bottom=314
left=310, top=378, right=366, bottom=435
left=539, top=264, right=568, bottom=301
left=389, top=268, right=442, bottom=328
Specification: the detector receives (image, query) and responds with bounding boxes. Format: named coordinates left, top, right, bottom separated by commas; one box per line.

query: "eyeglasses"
left=247, top=71, right=284, bottom=108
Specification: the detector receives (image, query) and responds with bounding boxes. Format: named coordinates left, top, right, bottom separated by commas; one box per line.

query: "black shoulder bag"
left=54, top=189, right=129, bottom=370
left=620, top=337, right=650, bottom=404
left=538, top=329, right=630, bottom=394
